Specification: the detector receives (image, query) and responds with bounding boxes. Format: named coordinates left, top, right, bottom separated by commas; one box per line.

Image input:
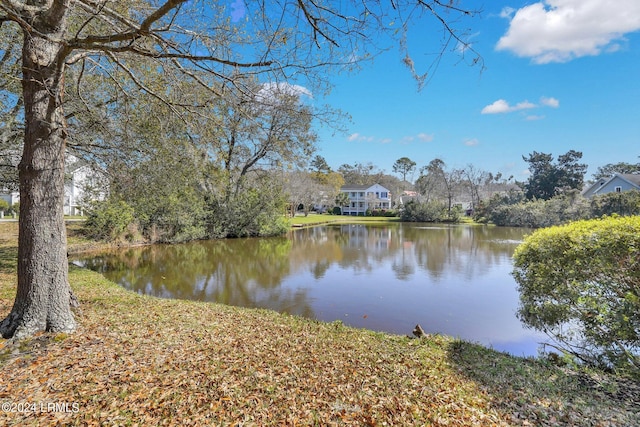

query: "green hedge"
left=84, top=199, right=136, bottom=241
left=513, top=216, right=640, bottom=375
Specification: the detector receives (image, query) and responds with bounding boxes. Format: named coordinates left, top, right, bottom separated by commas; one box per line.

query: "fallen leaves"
left=0, top=224, right=638, bottom=426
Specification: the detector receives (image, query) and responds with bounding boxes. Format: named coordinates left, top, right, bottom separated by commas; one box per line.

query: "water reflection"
left=72, top=223, right=545, bottom=356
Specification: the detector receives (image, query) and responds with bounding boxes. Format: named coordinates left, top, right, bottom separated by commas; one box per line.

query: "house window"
left=380, top=192, right=388, bottom=198
left=359, top=192, right=364, bottom=197
left=615, top=186, right=622, bottom=193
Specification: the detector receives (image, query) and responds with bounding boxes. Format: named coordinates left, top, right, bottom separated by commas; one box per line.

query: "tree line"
left=0, top=0, right=483, bottom=339
left=0, top=0, right=636, bottom=354
left=390, top=152, right=640, bottom=226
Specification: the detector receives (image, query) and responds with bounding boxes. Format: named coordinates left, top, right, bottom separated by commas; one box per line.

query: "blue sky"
left=310, top=0, right=640, bottom=182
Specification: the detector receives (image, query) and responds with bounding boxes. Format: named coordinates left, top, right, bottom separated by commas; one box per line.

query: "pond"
left=71, top=223, right=548, bottom=357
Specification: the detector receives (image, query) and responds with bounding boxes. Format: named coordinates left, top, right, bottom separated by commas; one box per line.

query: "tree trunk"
left=0, top=27, right=75, bottom=339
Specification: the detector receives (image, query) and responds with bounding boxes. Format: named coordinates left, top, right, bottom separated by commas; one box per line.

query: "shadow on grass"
left=0, top=246, right=17, bottom=274
left=445, top=339, right=640, bottom=426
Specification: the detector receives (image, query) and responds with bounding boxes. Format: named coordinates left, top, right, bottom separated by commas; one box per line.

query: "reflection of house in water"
left=338, top=224, right=392, bottom=251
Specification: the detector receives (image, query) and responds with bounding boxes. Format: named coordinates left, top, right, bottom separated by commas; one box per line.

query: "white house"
left=339, top=183, right=391, bottom=215
left=394, top=190, right=418, bottom=209
left=0, top=191, right=19, bottom=207
left=582, top=173, right=640, bottom=198
left=0, top=190, right=19, bottom=218
left=0, top=158, right=106, bottom=216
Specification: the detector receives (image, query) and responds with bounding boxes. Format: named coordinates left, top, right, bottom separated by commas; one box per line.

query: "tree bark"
left=0, top=20, right=75, bottom=339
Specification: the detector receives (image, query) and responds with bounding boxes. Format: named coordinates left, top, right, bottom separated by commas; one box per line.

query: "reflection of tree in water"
left=73, top=224, right=531, bottom=319
left=404, top=225, right=531, bottom=282
left=288, top=223, right=528, bottom=283
left=73, top=237, right=315, bottom=318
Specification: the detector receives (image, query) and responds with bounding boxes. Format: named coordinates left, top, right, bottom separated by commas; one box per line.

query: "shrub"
left=0, top=199, right=9, bottom=214
left=400, top=200, right=454, bottom=223
left=590, top=190, right=640, bottom=217
left=513, top=216, right=640, bottom=375
left=84, top=199, right=136, bottom=241
left=135, top=191, right=208, bottom=243
left=478, top=190, right=639, bottom=228
left=208, top=188, right=289, bottom=238
left=370, top=209, right=398, bottom=217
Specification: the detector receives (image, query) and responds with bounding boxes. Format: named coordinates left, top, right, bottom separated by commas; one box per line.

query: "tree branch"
left=2, top=0, right=54, bottom=15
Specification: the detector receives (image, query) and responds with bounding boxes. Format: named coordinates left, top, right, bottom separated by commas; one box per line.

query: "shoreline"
left=1, top=222, right=638, bottom=425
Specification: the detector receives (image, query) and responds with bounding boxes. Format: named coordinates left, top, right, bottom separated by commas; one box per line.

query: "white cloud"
left=481, top=99, right=536, bottom=114
left=500, top=7, right=516, bottom=19
left=481, top=99, right=511, bottom=114
left=482, top=96, right=560, bottom=115
left=258, top=82, right=312, bottom=100
left=348, top=133, right=374, bottom=142
left=525, top=114, right=546, bottom=121
left=540, top=96, right=560, bottom=108
left=402, top=133, right=434, bottom=143
left=348, top=132, right=433, bottom=144
left=497, top=0, right=640, bottom=63
left=417, top=133, right=434, bottom=142
left=464, top=138, right=479, bottom=147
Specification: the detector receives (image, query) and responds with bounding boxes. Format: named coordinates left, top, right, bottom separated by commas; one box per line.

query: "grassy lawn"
left=0, top=222, right=638, bottom=426
left=289, top=213, right=401, bottom=227
left=288, top=213, right=478, bottom=227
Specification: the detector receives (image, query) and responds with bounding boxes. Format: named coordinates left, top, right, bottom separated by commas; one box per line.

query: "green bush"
left=370, top=209, right=398, bottom=217
left=133, top=190, right=208, bottom=243
left=590, top=190, right=640, bottom=217
left=400, top=200, right=457, bottom=223
left=478, top=191, right=591, bottom=228
left=513, top=216, right=640, bottom=375
left=0, top=199, right=9, bottom=214
left=208, top=188, right=289, bottom=238
left=478, top=190, right=640, bottom=228
left=84, top=199, right=136, bottom=241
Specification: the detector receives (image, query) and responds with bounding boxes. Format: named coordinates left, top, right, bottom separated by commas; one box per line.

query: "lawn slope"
left=0, top=222, right=637, bottom=426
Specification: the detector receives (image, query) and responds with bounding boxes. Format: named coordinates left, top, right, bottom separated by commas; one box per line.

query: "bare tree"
left=214, top=81, right=319, bottom=198
left=0, top=0, right=481, bottom=339
left=416, top=158, right=463, bottom=213
left=338, top=162, right=385, bottom=186
left=462, top=163, right=489, bottom=212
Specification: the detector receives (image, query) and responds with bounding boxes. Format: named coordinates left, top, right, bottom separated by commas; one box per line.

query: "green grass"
left=0, top=222, right=638, bottom=426
left=289, top=213, right=401, bottom=226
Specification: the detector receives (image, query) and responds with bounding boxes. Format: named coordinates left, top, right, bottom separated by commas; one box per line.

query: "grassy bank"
left=0, top=222, right=638, bottom=426
left=289, top=213, right=401, bottom=227
left=288, top=213, right=477, bottom=228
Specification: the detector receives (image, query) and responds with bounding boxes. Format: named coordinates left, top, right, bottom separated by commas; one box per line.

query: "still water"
left=72, top=223, right=547, bottom=357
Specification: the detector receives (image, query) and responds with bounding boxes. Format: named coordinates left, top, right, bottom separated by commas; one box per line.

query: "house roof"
left=340, top=183, right=390, bottom=192
left=621, top=173, right=640, bottom=186
left=582, top=173, right=640, bottom=197
left=340, top=184, right=370, bottom=190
